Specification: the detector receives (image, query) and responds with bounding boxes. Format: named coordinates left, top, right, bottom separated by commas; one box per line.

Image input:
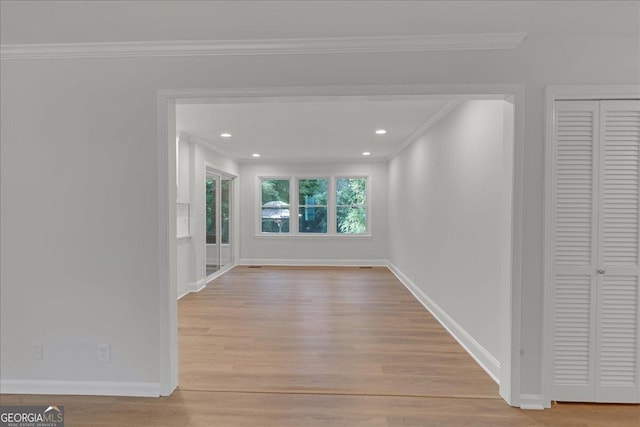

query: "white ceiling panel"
left=176, top=99, right=452, bottom=161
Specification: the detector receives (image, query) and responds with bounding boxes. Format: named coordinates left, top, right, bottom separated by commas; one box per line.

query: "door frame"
left=158, top=84, right=526, bottom=406
left=542, top=85, right=640, bottom=406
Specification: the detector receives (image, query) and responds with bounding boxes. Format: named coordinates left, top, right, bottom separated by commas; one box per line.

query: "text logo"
left=0, top=405, right=64, bottom=427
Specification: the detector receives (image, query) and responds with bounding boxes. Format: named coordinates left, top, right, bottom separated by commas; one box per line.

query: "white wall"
left=1, top=13, right=638, bottom=398
left=389, top=100, right=508, bottom=364
left=176, top=238, right=191, bottom=298
left=239, top=161, right=388, bottom=264
left=176, top=135, right=190, bottom=204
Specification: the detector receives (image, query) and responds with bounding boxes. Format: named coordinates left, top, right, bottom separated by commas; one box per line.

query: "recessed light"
left=252, top=153, right=261, bottom=158
left=362, top=152, right=371, bottom=156
left=375, top=129, right=387, bottom=135
left=220, top=133, right=232, bottom=138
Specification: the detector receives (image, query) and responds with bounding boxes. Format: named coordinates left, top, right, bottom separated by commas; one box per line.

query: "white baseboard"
left=191, top=279, right=206, bottom=292
left=177, top=279, right=206, bottom=300
left=238, top=258, right=388, bottom=267
left=519, top=394, right=546, bottom=410
left=387, top=262, right=501, bottom=385
left=0, top=379, right=160, bottom=397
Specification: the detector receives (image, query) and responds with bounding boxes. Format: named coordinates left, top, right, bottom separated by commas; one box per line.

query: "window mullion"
left=329, top=177, right=336, bottom=235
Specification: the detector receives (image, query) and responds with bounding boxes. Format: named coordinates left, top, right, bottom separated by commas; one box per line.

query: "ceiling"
left=176, top=99, right=453, bottom=161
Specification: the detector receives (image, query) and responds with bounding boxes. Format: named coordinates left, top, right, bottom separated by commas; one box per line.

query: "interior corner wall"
left=388, top=100, right=507, bottom=363
left=239, top=161, right=388, bottom=264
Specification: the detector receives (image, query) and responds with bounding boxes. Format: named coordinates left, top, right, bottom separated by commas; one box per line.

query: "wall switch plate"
left=31, top=344, right=43, bottom=360
left=98, top=344, right=111, bottom=362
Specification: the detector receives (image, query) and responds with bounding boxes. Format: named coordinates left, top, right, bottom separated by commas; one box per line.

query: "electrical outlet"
left=31, top=344, right=43, bottom=360
left=98, top=344, right=111, bottom=362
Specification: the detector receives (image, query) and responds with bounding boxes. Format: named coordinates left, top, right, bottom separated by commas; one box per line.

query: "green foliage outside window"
left=206, top=179, right=216, bottom=243
left=336, top=178, right=366, bottom=234
left=298, top=179, right=328, bottom=233
left=261, top=179, right=290, bottom=205
left=206, top=179, right=230, bottom=243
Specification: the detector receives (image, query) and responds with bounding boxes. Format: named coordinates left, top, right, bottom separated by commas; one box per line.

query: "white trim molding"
left=0, top=380, right=160, bottom=397
left=387, top=262, right=501, bottom=384
left=192, top=278, right=206, bottom=292
left=1, top=33, right=527, bottom=60
left=519, top=394, right=545, bottom=411
left=239, top=259, right=387, bottom=267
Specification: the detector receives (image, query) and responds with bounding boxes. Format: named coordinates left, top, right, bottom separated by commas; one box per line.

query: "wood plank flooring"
left=2, top=266, right=638, bottom=426
left=179, top=266, right=497, bottom=398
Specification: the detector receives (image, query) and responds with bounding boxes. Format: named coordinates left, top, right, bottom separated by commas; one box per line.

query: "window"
left=208, top=177, right=232, bottom=242
left=260, top=178, right=290, bottom=233
left=298, top=179, right=328, bottom=233
left=206, top=178, right=216, bottom=243
left=258, top=176, right=369, bottom=236
left=220, top=178, right=231, bottom=244
left=336, top=178, right=367, bottom=234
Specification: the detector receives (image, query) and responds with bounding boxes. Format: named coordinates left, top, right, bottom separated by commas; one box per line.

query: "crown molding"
left=389, top=100, right=462, bottom=159
left=1, top=33, right=527, bottom=60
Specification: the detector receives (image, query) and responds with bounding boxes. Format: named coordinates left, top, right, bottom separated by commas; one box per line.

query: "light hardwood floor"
left=2, top=267, right=638, bottom=426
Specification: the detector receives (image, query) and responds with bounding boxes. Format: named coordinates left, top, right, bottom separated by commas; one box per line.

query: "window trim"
left=256, top=174, right=371, bottom=238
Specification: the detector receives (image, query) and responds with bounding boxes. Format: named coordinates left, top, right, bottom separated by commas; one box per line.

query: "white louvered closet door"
left=551, top=100, right=640, bottom=403
left=595, top=100, right=640, bottom=403
left=552, top=101, right=600, bottom=402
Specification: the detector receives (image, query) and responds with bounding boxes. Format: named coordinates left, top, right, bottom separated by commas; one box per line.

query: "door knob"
left=597, top=269, right=605, bottom=274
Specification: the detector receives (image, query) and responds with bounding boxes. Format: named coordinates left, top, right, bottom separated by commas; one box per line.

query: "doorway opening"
left=158, top=85, right=525, bottom=407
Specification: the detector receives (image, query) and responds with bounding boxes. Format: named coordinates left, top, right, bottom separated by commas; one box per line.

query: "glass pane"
left=298, top=207, right=327, bottom=233
left=261, top=179, right=289, bottom=204
left=261, top=179, right=290, bottom=233
left=206, top=178, right=216, bottom=244
left=336, top=178, right=366, bottom=206
left=220, top=178, right=232, bottom=268
left=261, top=218, right=289, bottom=233
left=298, top=179, right=327, bottom=205
left=221, top=179, right=230, bottom=244
left=206, top=175, right=219, bottom=277
left=337, top=207, right=366, bottom=234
